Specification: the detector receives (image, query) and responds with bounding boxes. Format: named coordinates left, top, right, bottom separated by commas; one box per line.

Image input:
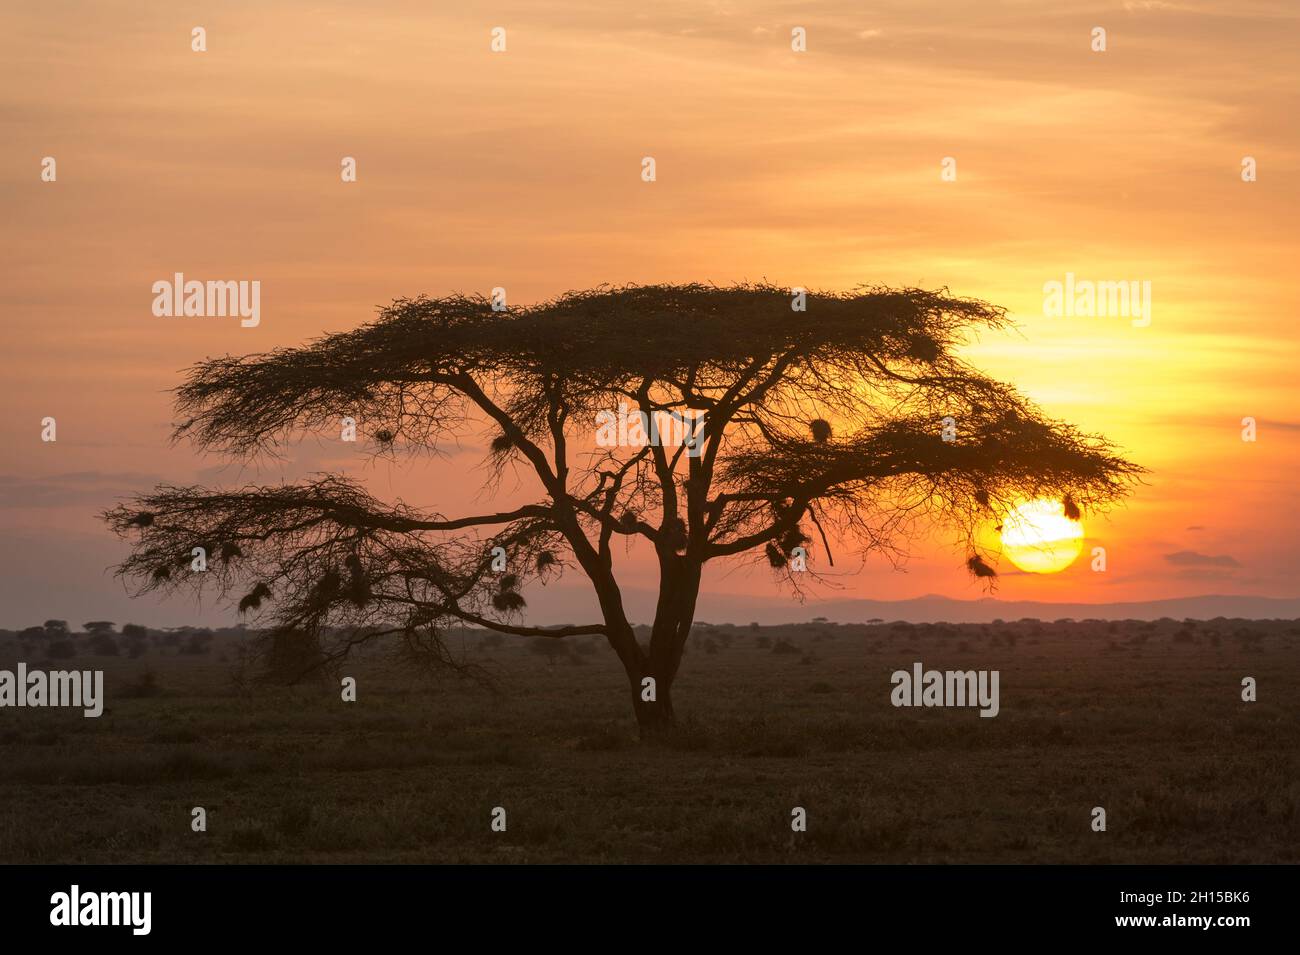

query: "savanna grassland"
left=0, top=617, right=1296, bottom=864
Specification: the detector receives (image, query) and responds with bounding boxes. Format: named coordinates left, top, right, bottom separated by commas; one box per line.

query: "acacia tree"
left=105, top=284, right=1139, bottom=736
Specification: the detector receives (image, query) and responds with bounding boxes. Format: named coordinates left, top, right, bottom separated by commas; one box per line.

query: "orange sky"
left=2, top=0, right=1298, bottom=626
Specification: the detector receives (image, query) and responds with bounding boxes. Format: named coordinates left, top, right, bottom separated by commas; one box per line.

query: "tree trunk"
left=631, top=671, right=676, bottom=739
left=626, top=556, right=701, bottom=740
left=586, top=535, right=700, bottom=740
left=604, top=626, right=675, bottom=740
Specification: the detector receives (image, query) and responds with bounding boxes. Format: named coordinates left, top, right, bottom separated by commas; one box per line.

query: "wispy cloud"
left=1164, top=550, right=1241, bottom=568
left=0, top=472, right=166, bottom=509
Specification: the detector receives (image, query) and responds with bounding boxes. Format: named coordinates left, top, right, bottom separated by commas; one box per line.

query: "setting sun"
left=1000, top=499, right=1085, bottom=574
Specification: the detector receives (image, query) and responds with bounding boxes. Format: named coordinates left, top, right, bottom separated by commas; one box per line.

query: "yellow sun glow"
left=999, top=498, right=1084, bottom=574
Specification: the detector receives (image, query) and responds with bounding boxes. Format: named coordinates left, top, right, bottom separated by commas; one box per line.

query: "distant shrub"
left=88, top=633, right=119, bottom=656
left=119, top=671, right=162, bottom=699
left=121, top=623, right=149, bottom=639
left=262, top=629, right=325, bottom=681
left=529, top=637, right=567, bottom=665
left=45, top=639, right=76, bottom=660
left=180, top=633, right=212, bottom=655
left=754, top=635, right=771, bottom=649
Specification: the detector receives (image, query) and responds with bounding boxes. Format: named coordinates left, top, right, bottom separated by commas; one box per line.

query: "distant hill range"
left=689, top=593, right=1300, bottom=625
left=7, top=591, right=1296, bottom=633
left=520, top=587, right=1300, bottom=626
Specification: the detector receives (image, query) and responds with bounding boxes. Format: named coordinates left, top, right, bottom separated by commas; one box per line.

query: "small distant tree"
left=43, top=620, right=69, bottom=634
left=104, top=284, right=1139, bottom=737
left=88, top=632, right=120, bottom=655
left=120, top=671, right=162, bottom=699
left=84, top=621, right=117, bottom=635
left=121, top=623, right=149, bottom=639
left=530, top=636, right=568, bottom=666
left=180, top=633, right=213, bottom=655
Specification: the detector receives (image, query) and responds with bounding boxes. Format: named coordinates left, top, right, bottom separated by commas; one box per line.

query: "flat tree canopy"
left=105, top=283, right=1140, bottom=735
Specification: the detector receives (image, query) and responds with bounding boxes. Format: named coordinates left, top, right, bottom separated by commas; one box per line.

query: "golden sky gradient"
left=2, top=0, right=1298, bottom=625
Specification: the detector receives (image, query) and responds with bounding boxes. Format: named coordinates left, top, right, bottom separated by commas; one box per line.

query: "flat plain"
left=0, top=616, right=1295, bottom=863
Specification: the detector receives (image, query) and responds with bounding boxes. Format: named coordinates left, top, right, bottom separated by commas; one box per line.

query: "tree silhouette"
left=105, top=283, right=1139, bottom=736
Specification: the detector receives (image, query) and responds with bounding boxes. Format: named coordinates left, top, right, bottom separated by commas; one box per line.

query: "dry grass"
left=0, top=617, right=1296, bottom=863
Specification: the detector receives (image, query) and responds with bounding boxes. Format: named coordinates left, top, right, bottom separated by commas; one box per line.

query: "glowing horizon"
left=2, top=0, right=1298, bottom=626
